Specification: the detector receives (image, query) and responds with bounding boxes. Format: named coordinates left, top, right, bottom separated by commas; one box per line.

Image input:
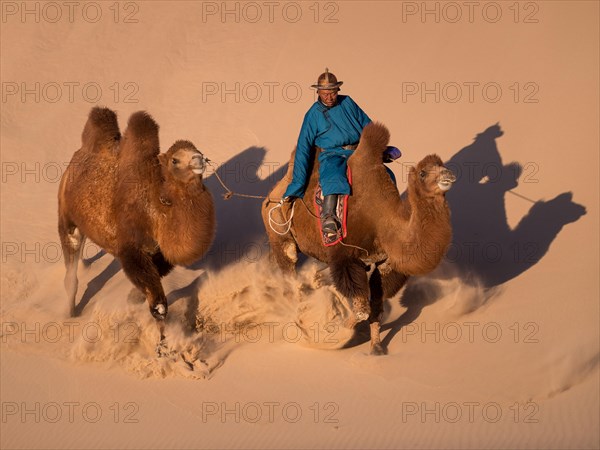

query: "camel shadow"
left=381, top=279, right=444, bottom=348
left=443, top=123, right=586, bottom=288
left=73, top=257, right=122, bottom=316
left=344, top=279, right=443, bottom=350
left=191, top=146, right=288, bottom=271
left=74, top=255, right=207, bottom=331
left=82, top=249, right=107, bottom=267
left=166, top=274, right=207, bottom=332
left=359, top=123, right=586, bottom=350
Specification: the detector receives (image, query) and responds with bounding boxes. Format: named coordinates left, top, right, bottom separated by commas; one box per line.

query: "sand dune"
left=1, top=1, right=598, bottom=449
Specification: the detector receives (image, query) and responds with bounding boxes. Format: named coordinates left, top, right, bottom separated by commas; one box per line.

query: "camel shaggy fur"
left=262, top=122, right=455, bottom=354
left=58, top=107, right=215, bottom=341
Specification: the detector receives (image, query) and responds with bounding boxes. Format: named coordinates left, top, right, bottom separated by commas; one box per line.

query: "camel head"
left=409, top=154, right=456, bottom=197
left=159, top=140, right=207, bottom=185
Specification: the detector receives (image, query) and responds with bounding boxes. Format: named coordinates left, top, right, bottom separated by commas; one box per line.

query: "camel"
left=58, top=107, right=216, bottom=344
left=261, top=122, right=456, bottom=355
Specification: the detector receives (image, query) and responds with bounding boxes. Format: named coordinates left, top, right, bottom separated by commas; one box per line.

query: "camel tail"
left=81, top=106, right=120, bottom=151
left=330, top=257, right=370, bottom=300
left=120, top=110, right=160, bottom=158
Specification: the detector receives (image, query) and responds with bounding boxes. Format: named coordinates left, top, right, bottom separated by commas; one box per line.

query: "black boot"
left=321, top=194, right=340, bottom=239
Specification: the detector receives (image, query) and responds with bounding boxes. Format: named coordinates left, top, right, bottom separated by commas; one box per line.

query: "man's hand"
left=383, top=146, right=402, bottom=163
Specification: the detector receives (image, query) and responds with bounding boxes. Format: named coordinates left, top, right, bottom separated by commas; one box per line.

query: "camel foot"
left=154, top=342, right=214, bottom=378
left=179, top=350, right=209, bottom=372
left=155, top=319, right=166, bottom=356
left=155, top=338, right=168, bottom=357
left=151, top=303, right=167, bottom=320
left=176, top=349, right=218, bottom=379
left=370, top=342, right=387, bottom=356
left=352, top=298, right=370, bottom=323
left=355, top=311, right=369, bottom=322
left=155, top=337, right=177, bottom=358
left=342, top=315, right=369, bottom=329
left=176, top=357, right=210, bottom=379
left=171, top=354, right=214, bottom=380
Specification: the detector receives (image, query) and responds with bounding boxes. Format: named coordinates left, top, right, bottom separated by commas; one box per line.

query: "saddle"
left=312, top=146, right=401, bottom=247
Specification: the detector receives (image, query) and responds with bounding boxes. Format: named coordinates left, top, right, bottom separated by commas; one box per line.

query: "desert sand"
left=1, top=1, right=598, bottom=449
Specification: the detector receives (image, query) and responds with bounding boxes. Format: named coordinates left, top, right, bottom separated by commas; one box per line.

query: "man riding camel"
left=284, top=68, right=372, bottom=241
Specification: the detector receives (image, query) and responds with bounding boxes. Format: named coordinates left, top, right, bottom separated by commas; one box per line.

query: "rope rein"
left=206, top=159, right=368, bottom=254
left=339, top=240, right=370, bottom=256
left=206, top=160, right=271, bottom=201
left=268, top=200, right=295, bottom=235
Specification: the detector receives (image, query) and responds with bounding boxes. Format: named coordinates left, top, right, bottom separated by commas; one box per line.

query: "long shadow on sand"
left=75, top=251, right=205, bottom=333
left=190, top=146, right=288, bottom=271
left=444, top=123, right=586, bottom=288
left=350, top=123, right=587, bottom=350
left=73, top=256, right=121, bottom=317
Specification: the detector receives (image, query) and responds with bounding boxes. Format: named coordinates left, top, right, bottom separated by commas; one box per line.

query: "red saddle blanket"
left=314, top=167, right=351, bottom=246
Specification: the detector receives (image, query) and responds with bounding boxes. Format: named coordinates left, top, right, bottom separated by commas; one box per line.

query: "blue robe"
left=284, top=95, right=371, bottom=198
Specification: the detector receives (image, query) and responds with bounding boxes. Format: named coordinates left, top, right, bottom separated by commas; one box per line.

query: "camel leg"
left=153, top=251, right=173, bottom=345
left=127, top=251, right=173, bottom=304
left=330, top=257, right=370, bottom=325
left=352, top=296, right=370, bottom=323
left=368, top=267, right=386, bottom=355
left=367, top=267, right=409, bottom=355
left=152, top=250, right=175, bottom=277
left=270, top=239, right=298, bottom=275
left=59, top=222, right=86, bottom=317
left=120, top=247, right=169, bottom=354
left=380, top=265, right=409, bottom=299
left=369, top=321, right=384, bottom=355
left=119, top=246, right=168, bottom=322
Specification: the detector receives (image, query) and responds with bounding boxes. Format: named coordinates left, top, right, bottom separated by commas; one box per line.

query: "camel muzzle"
left=190, top=154, right=207, bottom=175
left=438, top=168, right=456, bottom=191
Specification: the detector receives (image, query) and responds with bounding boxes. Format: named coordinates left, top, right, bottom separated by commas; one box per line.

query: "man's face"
left=318, top=89, right=338, bottom=107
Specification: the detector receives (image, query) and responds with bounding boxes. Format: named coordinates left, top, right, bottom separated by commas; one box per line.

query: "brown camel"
left=58, top=107, right=215, bottom=344
left=261, top=122, right=456, bottom=354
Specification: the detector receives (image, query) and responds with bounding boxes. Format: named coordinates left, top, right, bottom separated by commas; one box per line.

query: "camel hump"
left=81, top=106, right=120, bottom=150
left=121, top=111, right=160, bottom=158
left=361, top=122, right=390, bottom=150
left=353, top=122, right=391, bottom=165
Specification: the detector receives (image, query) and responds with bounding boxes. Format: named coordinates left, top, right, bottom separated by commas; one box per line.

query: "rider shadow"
left=190, top=146, right=288, bottom=271
left=379, top=123, right=586, bottom=349
left=443, top=123, right=586, bottom=288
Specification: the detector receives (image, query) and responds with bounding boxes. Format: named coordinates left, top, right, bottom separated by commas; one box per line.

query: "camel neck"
left=380, top=187, right=452, bottom=276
